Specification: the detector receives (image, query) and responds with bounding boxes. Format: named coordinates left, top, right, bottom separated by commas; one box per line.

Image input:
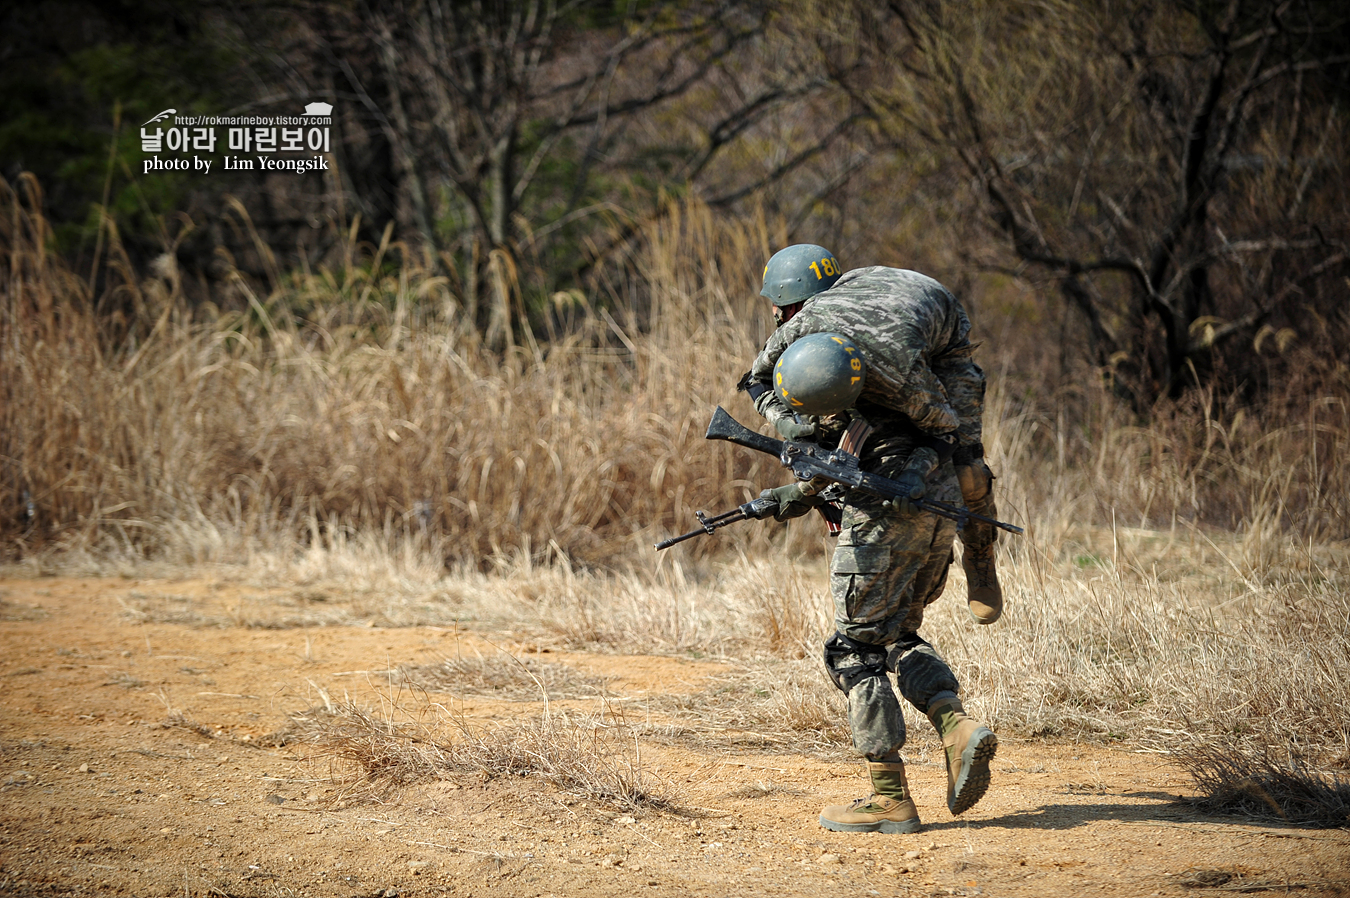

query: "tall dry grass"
left=4, top=172, right=1349, bottom=800
left=3, top=175, right=794, bottom=569
left=6, top=173, right=1346, bottom=570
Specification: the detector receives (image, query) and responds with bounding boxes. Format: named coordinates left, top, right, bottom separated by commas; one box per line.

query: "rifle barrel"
left=918, top=497, right=1024, bottom=534
left=655, top=507, right=750, bottom=550
left=655, top=530, right=703, bottom=550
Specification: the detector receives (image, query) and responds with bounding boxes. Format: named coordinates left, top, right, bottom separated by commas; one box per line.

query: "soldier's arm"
left=893, top=362, right=962, bottom=435
left=742, top=321, right=811, bottom=433
left=903, top=283, right=981, bottom=453
left=932, top=343, right=985, bottom=453
left=736, top=368, right=802, bottom=434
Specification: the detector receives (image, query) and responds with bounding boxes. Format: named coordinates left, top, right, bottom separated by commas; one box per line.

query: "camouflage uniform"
left=746, top=267, right=984, bottom=759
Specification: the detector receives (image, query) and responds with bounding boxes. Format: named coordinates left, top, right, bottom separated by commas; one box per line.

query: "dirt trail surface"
left=2, top=577, right=1346, bottom=897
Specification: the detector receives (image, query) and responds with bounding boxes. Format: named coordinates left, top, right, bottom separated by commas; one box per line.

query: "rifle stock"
left=706, top=405, right=784, bottom=455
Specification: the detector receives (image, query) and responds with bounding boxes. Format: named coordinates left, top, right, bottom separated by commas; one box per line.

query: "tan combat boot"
left=962, top=535, right=1002, bottom=624
left=819, top=760, right=921, bottom=834
left=957, top=461, right=1003, bottom=625
left=928, top=696, right=997, bottom=815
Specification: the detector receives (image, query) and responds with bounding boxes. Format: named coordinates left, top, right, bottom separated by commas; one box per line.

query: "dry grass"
left=2, top=176, right=787, bottom=571
left=6, top=170, right=1347, bottom=570
left=395, top=653, right=609, bottom=701
left=293, top=694, right=672, bottom=812
left=931, top=534, right=1350, bottom=761
left=1176, top=739, right=1350, bottom=828
left=652, top=661, right=849, bottom=755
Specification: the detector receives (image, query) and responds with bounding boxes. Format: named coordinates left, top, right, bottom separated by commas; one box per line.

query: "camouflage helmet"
left=773, top=332, right=867, bottom=416
left=760, top=244, right=843, bottom=307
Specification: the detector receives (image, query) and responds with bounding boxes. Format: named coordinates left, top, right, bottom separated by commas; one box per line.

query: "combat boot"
left=957, top=461, right=1003, bottom=625
left=819, top=760, right=921, bottom=834
left=927, top=696, right=997, bottom=815
left=961, top=533, right=1003, bottom=625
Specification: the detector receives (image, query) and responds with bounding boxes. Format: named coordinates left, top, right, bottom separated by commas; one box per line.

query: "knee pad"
left=823, top=632, right=888, bottom=694
left=883, top=632, right=931, bottom=672
left=886, top=636, right=960, bottom=710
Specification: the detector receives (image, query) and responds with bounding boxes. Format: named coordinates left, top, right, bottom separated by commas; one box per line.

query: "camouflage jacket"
left=747, top=266, right=985, bottom=461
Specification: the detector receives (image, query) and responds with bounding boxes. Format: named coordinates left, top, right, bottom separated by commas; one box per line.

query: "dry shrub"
left=1175, top=739, right=1350, bottom=828
left=665, top=660, right=848, bottom=754
left=304, top=697, right=670, bottom=812
left=396, top=653, right=608, bottom=701
left=926, top=533, right=1350, bottom=765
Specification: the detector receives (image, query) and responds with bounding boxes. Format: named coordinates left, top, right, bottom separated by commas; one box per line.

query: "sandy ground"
left=1, top=576, right=1347, bottom=897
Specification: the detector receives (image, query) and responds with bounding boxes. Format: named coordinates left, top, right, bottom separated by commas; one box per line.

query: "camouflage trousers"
left=823, top=460, right=962, bottom=759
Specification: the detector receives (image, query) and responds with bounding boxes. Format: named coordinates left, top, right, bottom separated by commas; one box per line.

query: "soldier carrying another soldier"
left=737, top=244, right=1005, bottom=834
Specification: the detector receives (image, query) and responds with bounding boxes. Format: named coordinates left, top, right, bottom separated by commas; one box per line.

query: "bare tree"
left=820, top=0, right=1350, bottom=406
left=257, top=0, right=862, bottom=349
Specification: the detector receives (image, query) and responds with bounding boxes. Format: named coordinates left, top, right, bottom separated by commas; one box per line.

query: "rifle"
left=703, top=406, right=1023, bottom=535
left=654, top=495, right=845, bottom=550
left=654, top=497, right=780, bottom=551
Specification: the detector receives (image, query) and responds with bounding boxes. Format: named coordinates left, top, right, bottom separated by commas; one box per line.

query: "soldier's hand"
left=760, top=484, right=823, bottom=522
left=773, top=418, right=817, bottom=441
left=739, top=496, right=780, bottom=520
left=882, top=471, right=926, bottom=516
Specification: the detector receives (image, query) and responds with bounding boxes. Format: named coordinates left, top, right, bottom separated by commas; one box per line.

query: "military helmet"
left=773, top=332, right=867, bottom=416
left=760, top=244, right=843, bottom=306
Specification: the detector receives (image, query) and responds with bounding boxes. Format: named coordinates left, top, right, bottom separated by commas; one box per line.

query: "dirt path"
left=2, top=577, right=1346, bottom=897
